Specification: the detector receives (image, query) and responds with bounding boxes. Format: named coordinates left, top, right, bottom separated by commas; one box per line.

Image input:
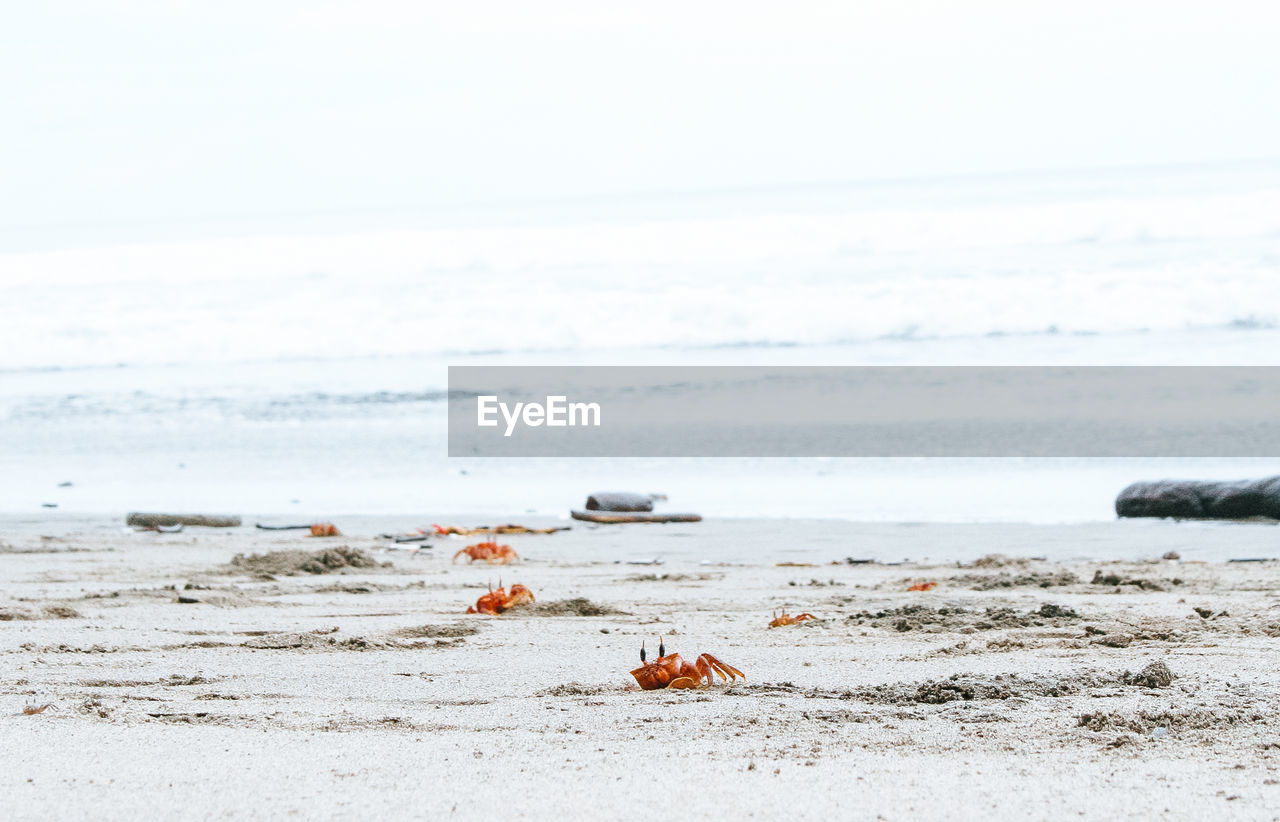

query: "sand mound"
left=229, top=547, right=389, bottom=578
left=392, top=624, right=479, bottom=639
left=831, top=663, right=1175, bottom=705
left=1122, top=661, right=1174, bottom=688
left=536, top=684, right=608, bottom=697
left=950, top=571, right=1079, bottom=590
left=242, top=624, right=474, bottom=651
left=847, top=603, right=1080, bottom=633
left=1078, top=707, right=1262, bottom=734
left=0, top=604, right=82, bottom=620
left=522, top=598, right=627, bottom=616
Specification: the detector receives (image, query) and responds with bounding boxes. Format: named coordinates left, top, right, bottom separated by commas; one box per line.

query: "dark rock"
left=584, top=492, right=654, bottom=512
left=1116, top=476, right=1280, bottom=520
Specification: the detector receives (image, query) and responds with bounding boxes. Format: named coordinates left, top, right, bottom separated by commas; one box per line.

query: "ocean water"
left=3, top=162, right=1280, bottom=520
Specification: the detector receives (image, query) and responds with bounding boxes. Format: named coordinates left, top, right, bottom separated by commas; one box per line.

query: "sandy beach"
left=3, top=514, right=1279, bottom=820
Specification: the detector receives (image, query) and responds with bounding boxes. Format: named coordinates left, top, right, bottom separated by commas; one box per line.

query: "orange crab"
left=452, top=541, right=519, bottom=564
left=907, top=581, right=938, bottom=592
left=309, top=523, right=341, bottom=537
left=768, top=609, right=818, bottom=628
left=466, top=581, right=535, bottom=615
left=629, top=638, right=745, bottom=690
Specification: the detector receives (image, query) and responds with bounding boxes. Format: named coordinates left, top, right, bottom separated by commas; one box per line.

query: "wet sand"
left=3, top=515, right=1280, bottom=820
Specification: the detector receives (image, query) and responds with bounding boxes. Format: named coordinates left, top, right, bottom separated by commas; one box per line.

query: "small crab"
left=768, top=609, right=817, bottom=628
left=309, top=523, right=341, bottom=537
left=629, top=637, right=745, bottom=690
left=466, top=580, right=535, bottom=615
left=906, top=581, right=937, bottom=592
left=452, top=541, right=519, bottom=564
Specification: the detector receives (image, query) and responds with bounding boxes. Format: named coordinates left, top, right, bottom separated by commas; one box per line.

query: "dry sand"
left=3, top=515, right=1280, bottom=820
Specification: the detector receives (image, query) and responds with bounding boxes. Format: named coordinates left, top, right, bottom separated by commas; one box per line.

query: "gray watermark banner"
left=447, top=366, right=1280, bottom=457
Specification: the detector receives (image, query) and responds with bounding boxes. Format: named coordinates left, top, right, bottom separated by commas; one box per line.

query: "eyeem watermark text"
left=476, top=395, right=602, bottom=437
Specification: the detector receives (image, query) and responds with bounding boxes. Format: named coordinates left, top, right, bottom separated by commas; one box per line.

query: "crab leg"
left=692, top=656, right=723, bottom=685
left=699, top=654, right=745, bottom=683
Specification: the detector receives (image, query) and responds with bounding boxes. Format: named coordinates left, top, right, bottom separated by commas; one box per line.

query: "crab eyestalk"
left=658, top=637, right=666, bottom=658
left=640, top=641, right=646, bottom=663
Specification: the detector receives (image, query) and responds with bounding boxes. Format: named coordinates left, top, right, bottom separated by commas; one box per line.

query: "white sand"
left=3, top=515, right=1280, bottom=820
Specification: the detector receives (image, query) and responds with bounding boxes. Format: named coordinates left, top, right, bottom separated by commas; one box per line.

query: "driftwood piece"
left=126, top=513, right=242, bottom=528
left=585, top=492, right=654, bottom=512
left=571, top=510, right=701, bottom=523
left=1115, top=476, right=1280, bottom=520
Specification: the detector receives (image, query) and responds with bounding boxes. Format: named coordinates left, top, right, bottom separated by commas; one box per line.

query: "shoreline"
left=3, top=516, right=1280, bottom=818
left=2, top=511, right=1278, bottom=563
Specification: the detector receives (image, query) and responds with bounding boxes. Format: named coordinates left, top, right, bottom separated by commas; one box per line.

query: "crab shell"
left=630, top=653, right=692, bottom=690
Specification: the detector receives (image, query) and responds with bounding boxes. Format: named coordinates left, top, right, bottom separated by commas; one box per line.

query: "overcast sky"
left=4, top=1, right=1279, bottom=248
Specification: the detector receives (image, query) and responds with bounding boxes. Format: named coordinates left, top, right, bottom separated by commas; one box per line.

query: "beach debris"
left=452, top=541, right=519, bottom=564
left=769, top=609, right=818, bottom=628
left=1090, top=571, right=1174, bottom=591
left=907, top=581, right=938, bottom=592
left=57, top=481, right=73, bottom=487
left=1228, top=558, right=1274, bottom=563
left=789, top=578, right=843, bottom=587
left=776, top=562, right=816, bottom=567
left=466, top=581, right=535, bottom=615
left=967, top=554, right=1030, bottom=569
left=626, top=572, right=714, bottom=582
left=571, top=511, right=702, bottom=523
left=229, top=547, right=387, bottom=577
left=309, top=523, right=342, bottom=537
left=254, top=523, right=312, bottom=531
left=1162, top=551, right=1181, bottom=561
left=22, top=703, right=51, bottom=715
left=127, top=513, right=241, bottom=528
left=383, top=543, right=429, bottom=556
left=630, top=637, right=745, bottom=690
left=389, top=534, right=430, bottom=543
left=133, top=523, right=184, bottom=533
left=626, top=558, right=663, bottom=566
left=431, top=524, right=569, bottom=536
left=843, top=558, right=874, bottom=565
left=41, top=503, right=58, bottom=508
